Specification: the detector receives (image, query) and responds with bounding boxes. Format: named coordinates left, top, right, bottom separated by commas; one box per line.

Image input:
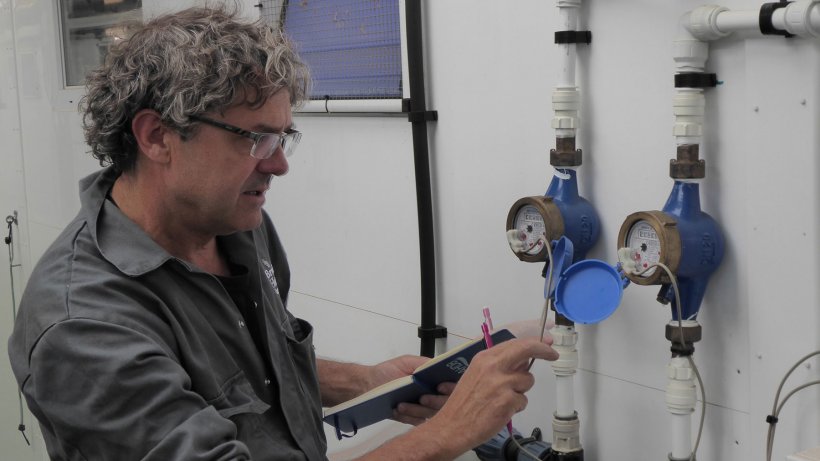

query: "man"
left=8, top=5, right=557, bottom=460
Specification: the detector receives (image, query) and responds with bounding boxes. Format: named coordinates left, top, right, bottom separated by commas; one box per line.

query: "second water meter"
left=617, top=211, right=681, bottom=285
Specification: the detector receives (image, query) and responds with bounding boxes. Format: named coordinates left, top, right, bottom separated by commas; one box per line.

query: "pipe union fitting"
left=553, top=90, right=581, bottom=111
left=551, top=329, right=578, bottom=347
left=667, top=363, right=694, bottom=381
left=552, top=414, right=582, bottom=452
left=673, top=92, right=706, bottom=115
left=784, top=0, right=820, bottom=37
left=673, top=40, right=709, bottom=72
left=552, top=118, right=578, bottom=129
left=666, top=381, right=697, bottom=414
left=673, top=123, right=703, bottom=137
left=557, top=0, right=582, bottom=8
left=551, top=350, right=579, bottom=375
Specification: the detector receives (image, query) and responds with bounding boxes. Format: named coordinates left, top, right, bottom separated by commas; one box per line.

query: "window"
left=59, top=0, right=143, bottom=87
left=265, top=0, right=403, bottom=100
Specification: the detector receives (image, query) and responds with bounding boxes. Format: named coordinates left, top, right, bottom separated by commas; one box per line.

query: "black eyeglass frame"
left=189, top=115, right=301, bottom=159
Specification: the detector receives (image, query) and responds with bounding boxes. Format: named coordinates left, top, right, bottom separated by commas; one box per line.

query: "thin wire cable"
left=528, top=236, right=554, bottom=372
left=767, top=380, right=820, bottom=461
left=629, top=261, right=704, bottom=461
left=5, top=215, right=29, bottom=445
left=510, top=432, right=546, bottom=460
left=765, top=350, right=820, bottom=461
left=509, top=235, right=553, bottom=459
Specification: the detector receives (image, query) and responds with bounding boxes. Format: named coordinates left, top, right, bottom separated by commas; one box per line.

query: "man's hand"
left=393, top=382, right=455, bottom=425
left=424, top=337, right=559, bottom=451
left=367, top=355, right=427, bottom=388
left=368, top=355, right=455, bottom=426
left=351, top=337, right=559, bottom=461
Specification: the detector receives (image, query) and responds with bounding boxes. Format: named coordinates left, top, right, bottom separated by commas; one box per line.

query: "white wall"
left=1, top=1, right=818, bottom=461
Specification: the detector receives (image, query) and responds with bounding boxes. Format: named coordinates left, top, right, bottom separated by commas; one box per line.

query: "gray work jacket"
left=8, top=167, right=328, bottom=460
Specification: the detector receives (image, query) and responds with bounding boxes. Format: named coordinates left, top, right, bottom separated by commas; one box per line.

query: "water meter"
left=505, top=196, right=564, bottom=262
left=617, top=211, right=681, bottom=285
left=617, top=181, right=724, bottom=321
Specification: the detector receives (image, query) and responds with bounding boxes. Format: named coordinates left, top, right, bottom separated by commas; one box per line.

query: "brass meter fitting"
left=550, top=137, right=583, bottom=167
left=670, top=144, right=705, bottom=179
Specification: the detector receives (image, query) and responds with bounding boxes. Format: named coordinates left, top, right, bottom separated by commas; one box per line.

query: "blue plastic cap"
left=544, top=237, right=574, bottom=299
left=554, top=259, right=624, bottom=324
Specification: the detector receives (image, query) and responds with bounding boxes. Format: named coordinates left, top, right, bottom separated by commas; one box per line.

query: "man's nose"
left=256, top=146, right=289, bottom=176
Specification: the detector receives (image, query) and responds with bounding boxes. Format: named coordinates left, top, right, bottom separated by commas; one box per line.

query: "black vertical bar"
left=405, top=0, right=439, bottom=358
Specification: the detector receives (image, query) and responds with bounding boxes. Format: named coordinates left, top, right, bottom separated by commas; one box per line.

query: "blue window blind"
left=281, top=0, right=403, bottom=99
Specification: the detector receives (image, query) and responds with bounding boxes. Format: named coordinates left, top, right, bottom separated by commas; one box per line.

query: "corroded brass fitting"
left=670, top=144, right=705, bottom=179
left=551, top=137, right=583, bottom=167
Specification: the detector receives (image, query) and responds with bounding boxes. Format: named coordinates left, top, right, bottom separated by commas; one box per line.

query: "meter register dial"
left=506, top=196, right=564, bottom=262
left=617, top=211, right=681, bottom=285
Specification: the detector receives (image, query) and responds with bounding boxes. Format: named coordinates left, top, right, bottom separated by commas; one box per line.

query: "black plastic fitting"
left=674, top=72, right=718, bottom=89
left=555, top=31, right=592, bottom=44
left=545, top=448, right=585, bottom=461
left=760, top=1, right=795, bottom=37
left=417, top=324, right=448, bottom=341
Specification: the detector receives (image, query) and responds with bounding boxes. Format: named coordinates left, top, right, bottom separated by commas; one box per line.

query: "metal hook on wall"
left=5, top=211, right=17, bottom=245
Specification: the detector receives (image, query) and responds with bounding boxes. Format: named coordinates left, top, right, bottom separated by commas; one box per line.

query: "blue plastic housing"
left=660, top=181, right=725, bottom=320
left=545, top=169, right=601, bottom=262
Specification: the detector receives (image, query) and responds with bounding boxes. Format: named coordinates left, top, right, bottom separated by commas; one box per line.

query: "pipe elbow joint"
left=674, top=6, right=729, bottom=71
left=683, top=5, right=731, bottom=41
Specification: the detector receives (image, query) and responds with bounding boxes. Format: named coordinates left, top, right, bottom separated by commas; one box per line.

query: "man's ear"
left=131, top=109, right=172, bottom=164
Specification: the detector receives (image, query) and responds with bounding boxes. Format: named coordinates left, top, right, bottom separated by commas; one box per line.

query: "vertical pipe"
left=558, top=7, right=578, bottom=88
left=670, top=413, right=693, bottom=459
left=405, top=0, right=438, bottom=358
left=555, top=375, right=575, bottom=417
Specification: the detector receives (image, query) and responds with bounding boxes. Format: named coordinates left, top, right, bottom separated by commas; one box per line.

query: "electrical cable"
left=629, top=261, right=705, bottom=461
left=765, top=350, right=820, bottom=461
left=529, top=235, right=555, bottom=373
left=508, top=235, right=553, bottom=460
left=510, top=431, right=546, bottom=461
left=5, top=213, right=29, bottom=445
left=508, top=234, right=554, bottom=460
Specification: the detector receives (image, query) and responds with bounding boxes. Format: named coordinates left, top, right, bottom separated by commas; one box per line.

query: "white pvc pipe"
left=813, top=5, right=820, bottom=29
left=555, top=375, right=575, bottom=417
left=298, top=99, right=403, bottom=114
left=714, top=10, right=761, bottom=34
left=558, top=7, right=578, bottom=88
left=670, top=413, right=692, bottom=460
left=702, top=3, right=820, bottom=38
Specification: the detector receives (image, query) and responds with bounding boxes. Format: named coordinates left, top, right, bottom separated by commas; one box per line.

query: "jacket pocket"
left=208, top=371, right=271, bottom=419
left=282, top=317, right=323, bottom=422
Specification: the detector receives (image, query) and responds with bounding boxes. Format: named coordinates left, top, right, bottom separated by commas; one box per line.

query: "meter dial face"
left=514, top=205, right=547, bottom=256
left=626, top=220, right=661, bottom=277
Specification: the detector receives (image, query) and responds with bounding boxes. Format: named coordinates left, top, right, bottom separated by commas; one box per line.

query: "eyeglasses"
left=189, top=115, right=302, bottom=159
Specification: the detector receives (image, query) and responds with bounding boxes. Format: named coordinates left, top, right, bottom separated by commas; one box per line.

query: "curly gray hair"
left=80, top=4, right=311, bottom=173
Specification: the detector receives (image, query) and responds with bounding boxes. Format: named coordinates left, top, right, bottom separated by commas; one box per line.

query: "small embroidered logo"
left=261, top=259, right=279, bottom=294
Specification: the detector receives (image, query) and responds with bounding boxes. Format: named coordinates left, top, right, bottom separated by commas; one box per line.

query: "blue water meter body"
left=545, top=169, right=600, bottom=262
left=659, top=181, right=724, bottom=320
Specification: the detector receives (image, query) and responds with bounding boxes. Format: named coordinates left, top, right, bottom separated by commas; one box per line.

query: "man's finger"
left=436, top=382, right=456, bottom=395
left=495, top=338, right=559, bottom=367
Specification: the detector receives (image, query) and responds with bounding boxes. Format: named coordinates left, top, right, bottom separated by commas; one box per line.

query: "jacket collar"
left=79, top=167, right=177, bottom=276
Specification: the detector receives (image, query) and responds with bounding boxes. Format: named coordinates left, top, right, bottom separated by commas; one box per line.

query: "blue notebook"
left=323, top=329, right=515, bottom=439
